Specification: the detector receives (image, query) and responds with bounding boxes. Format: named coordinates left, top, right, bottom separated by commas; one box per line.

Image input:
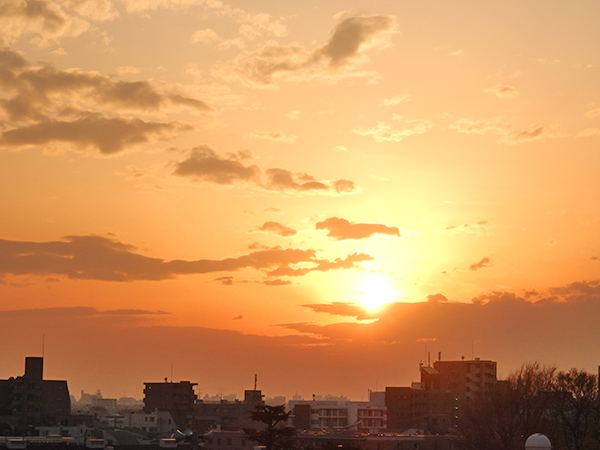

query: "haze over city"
left=1, top=0, right=600, bottom=401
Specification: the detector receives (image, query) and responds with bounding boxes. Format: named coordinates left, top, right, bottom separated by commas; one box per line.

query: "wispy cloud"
left=247, top=130, right=297, bottom=143
left=484, top=84, right=519, bottom=99
left=352, top=119, right=434, bottom=142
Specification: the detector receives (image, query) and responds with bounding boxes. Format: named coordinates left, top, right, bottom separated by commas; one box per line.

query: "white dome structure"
left=525, top=433, right=551, bottom=450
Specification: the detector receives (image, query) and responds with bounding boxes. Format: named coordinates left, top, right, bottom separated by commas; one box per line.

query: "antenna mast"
left=254, top=374, right=257, bottom=390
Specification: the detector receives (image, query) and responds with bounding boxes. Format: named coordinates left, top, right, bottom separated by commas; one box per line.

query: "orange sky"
left=1, top=0, right=600, bottom=401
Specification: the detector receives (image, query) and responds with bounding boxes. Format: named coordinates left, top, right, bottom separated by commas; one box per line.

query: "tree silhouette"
left=243, top=405, right=296, bottom=450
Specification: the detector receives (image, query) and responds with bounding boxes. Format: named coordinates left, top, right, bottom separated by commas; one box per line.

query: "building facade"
left=0, top=357, right=71, bottom=428
left=143, top=381, right=198, bottom=429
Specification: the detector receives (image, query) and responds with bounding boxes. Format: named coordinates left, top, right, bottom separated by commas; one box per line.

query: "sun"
left=358, top=274, right=397, bottom=310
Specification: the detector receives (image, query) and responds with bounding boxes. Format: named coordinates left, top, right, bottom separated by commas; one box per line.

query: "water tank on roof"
left=525, top=433, right=551, bottom=450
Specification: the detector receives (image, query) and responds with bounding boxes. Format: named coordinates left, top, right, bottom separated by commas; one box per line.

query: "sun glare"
left=359, top=274, right=396, bottom=310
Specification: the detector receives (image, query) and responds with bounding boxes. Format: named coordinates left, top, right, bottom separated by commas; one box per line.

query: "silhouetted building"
left=192, top=390, right=266, bottom=432
left=420, top=358, right=497, bottom=401
left=289, top=394, right=387, bottom=433
left=0, top=357, right=71, bottom=428
left=143, top=380, right=197, bottom=429
left=385, top=386, right=456, bottom=435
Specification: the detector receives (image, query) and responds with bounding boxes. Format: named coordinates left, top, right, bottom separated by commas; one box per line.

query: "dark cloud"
left=264, top=168, right=328, bottom=191
left=0, top=49, right=212, bottom=120
left=0, top=235, right=372, bottom=281
left=0, top=48, right=210, bottom=154
left=311, top=252, right=374, bottom=272
left=469, top=257, right=492, bottom=271
left=215, top=276, right=234, bottom=286
left=502, top=126, right=545, bottom=145
left=263, top=279, right=291, bottom=286
left=215, top=13, right=398, bottom=86
left=173, top=145, right=261, bottom=184
left=547, top=280, right=600, bottom=302
left=315, top=14, right=397, bottom=67
left=173, top=146, right=359, bottom=195
left=427, top=293, right=448, bottom=304
left=1, top=116, right=189, bottom=154
left=265, top=252, right=373, bottom=278
left=259, top=221, right=297, bottom=237
left=299, top=302, right=373, bottom=320
left=278, top=284, right=600, bottom=352
left=0, top=0, right=92, bottom=43
left=315, top=217, right=400, bottom=240
left=0, top=306, right=169, bottom=319
left=5, top=281, right=600, bottom=400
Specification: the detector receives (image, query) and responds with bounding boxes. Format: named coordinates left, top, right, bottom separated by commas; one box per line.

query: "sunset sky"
left=1, top=0, right=600, bottom=401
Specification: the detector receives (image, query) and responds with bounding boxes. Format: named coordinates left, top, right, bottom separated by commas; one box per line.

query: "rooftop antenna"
left=254, top=374, right=257, bottom=390
left=42, top=334, right=45, bottom=358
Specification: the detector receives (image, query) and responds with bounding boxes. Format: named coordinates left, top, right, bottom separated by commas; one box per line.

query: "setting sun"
left=359, top=274, right=397, bottom=310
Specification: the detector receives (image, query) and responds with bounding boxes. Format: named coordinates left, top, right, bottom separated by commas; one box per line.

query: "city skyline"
left=1, top=0, right=600, bottom=400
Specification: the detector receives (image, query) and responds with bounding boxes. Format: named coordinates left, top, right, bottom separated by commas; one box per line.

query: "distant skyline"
left=1, top=0, right=600, bottom=400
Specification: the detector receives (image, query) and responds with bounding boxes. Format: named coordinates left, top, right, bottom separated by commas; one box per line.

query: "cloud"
left=215, top=276, right=234, bottom=286
left=247, top=130, right=297, bottom=143
left=484, top=84, right=519, bottom=99
left=500, top=126, right=545, bottom=145
left=299, top=302, right=373, bottom=320
left=286, top=110, right=301, bottom=120
left=577, top=128, right=600, bottom=137
left=469, top=257, right=492, bottom=271
left=0, top=48, right=211, bottom=154
left=547, top=280, right=600, bottom=303
left=449, top=118, right=546, bottom=146
left=1, top=116, right=190, bottom=154
left=0, top=235, right=373, bottom=281
left=380, top=94, right=412, bottom=106
left=172, top=146, right=262, bottom=184
left=280, top=284, right=600, bottom=347
left=191, top=28, right=219, bottom=43
left=315, top=217, right=400, bottom=240
left=439, top=221, right=491, bottom=237
left=0, top=306, right=169, bottom=319
left=427, top=293, right=449, bottom=304
left=352, top=119, right=433, bottom=142
left=213, top=13, right=398, bottom=87
left=583, top=108, right=600, bottom=119
left=172, top=146, right=358, bottom=195
left=448, top=118, right=508, bottom=135
left=0, top=49, right=212, bottom=120
left=0, top=0, right=93, bottom=45
left=266, top=252, right=373, bottom=277
left=259, top=221, right=297, bottom=237
left=263, top=279, right=291, bottom=286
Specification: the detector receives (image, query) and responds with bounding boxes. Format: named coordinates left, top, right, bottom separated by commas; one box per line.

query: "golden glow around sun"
left=358, top=274, right=397, bottom=310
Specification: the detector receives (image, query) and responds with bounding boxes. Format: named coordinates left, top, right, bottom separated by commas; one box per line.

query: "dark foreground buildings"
left=0, top=357, right=71, bottom=429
